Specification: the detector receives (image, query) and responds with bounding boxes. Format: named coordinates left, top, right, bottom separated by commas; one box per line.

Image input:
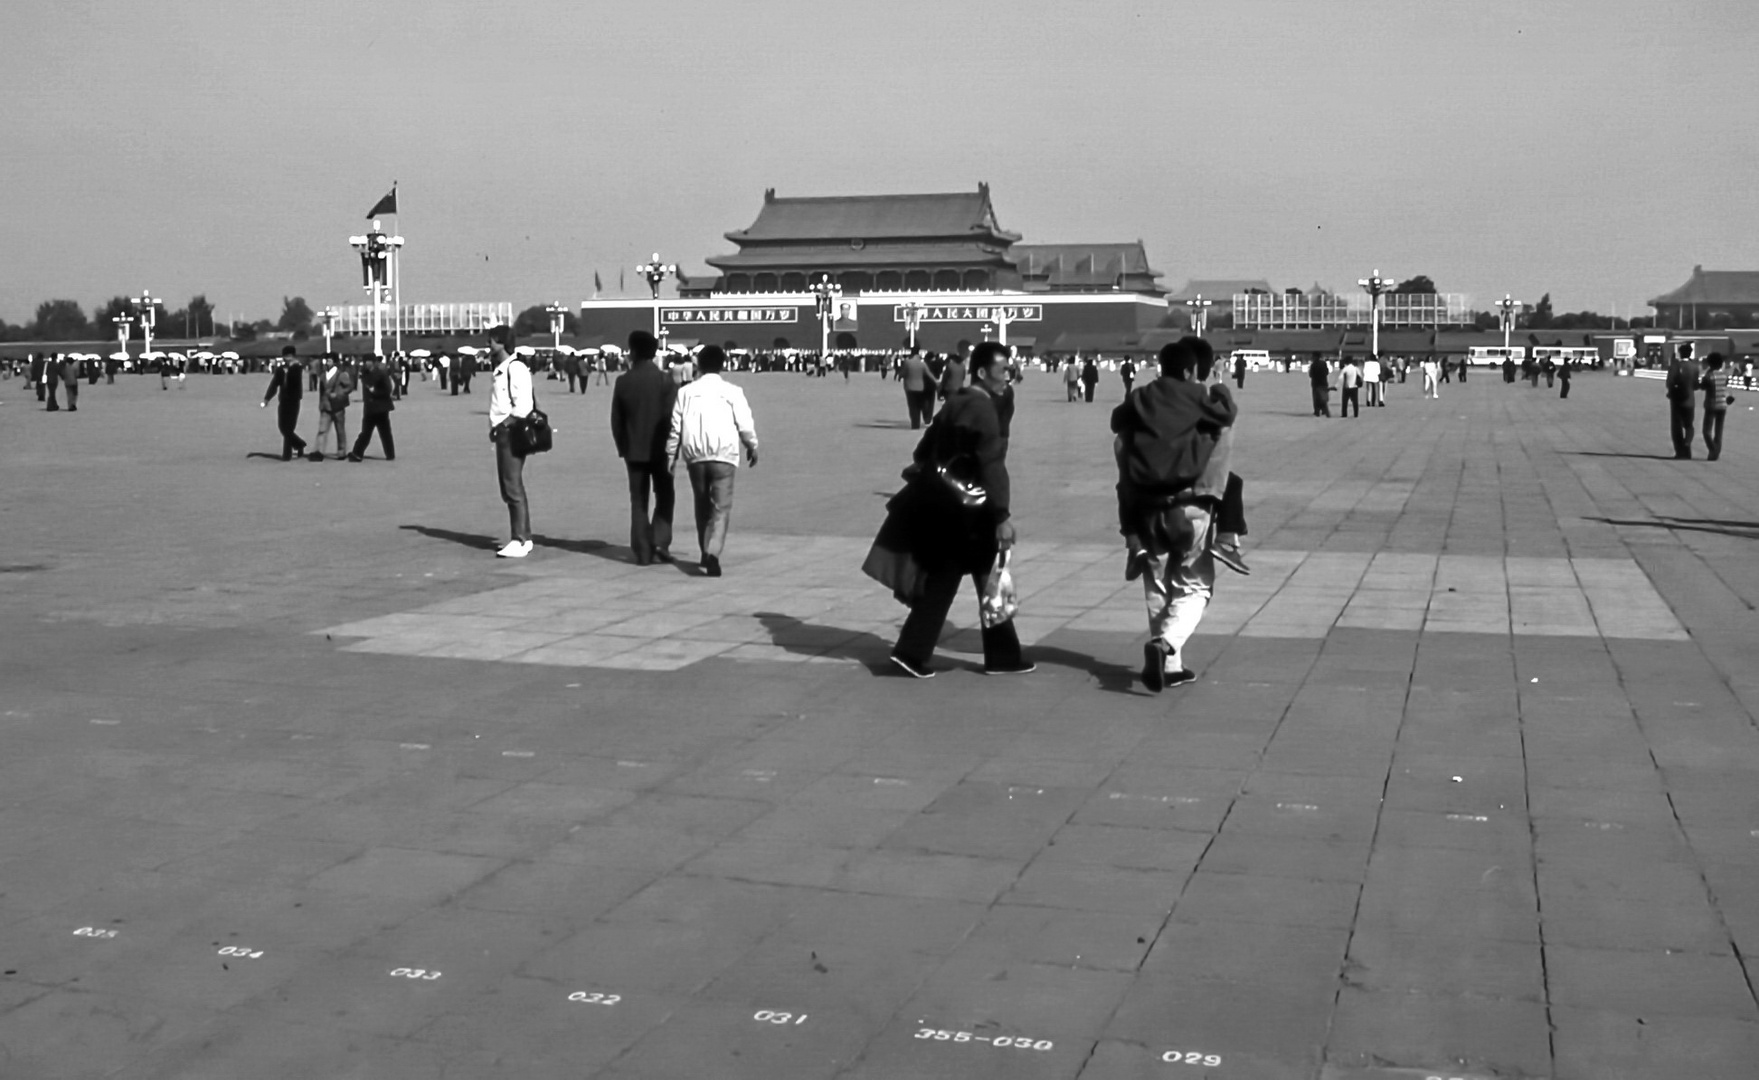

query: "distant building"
left=1648, top=265, right=1759, bottom=329
left=1232, top=287, right=1471, bottom=330
left=1167, top=279, right=1273, bottom=326
left=1011, top=242, right=1166, bottom=296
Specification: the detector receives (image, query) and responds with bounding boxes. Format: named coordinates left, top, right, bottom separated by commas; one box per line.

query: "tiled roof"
left=1168, top=279, right=1275, bottom=301
left=725, top=185, right=1019, bottom=244
left=1012, top=243, right=1164, bottom=292
left=707, top=243, right=1013, bottom=270
left=1648, top=266, right=1759, bottom=306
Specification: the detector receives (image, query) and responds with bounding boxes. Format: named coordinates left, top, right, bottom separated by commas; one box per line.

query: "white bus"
left=1532, top=346, right=1600, bottom=369
left=1467, top=346, right=1526, bottom=366
left=1229, top=349, right=1271, bottom=371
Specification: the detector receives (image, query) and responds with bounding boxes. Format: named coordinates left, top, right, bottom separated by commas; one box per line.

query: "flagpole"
left=392, top=184, right=401, bottom=354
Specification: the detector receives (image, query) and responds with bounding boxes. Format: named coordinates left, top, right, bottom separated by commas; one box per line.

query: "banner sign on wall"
left=893, top=304, right=1043, bottom=322
left=661, top=307, right=798, bottom=324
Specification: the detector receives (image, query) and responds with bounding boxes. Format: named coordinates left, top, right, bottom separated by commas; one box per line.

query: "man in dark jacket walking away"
left=348, top=356, right=396, bottom=461
left=260, top=346, right=308, bottom=459
left=1308, top=354, right=1331, bottom=417
left=1112, top=338, right=1237, bottom=690
left=883, top=342, right=1033, bottom=678
left=611, top=330, right=678, bottom=564
left=1665, top=343, right=1702, bottom=459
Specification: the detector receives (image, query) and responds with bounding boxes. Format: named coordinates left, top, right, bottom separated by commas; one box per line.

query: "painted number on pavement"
left=1162, top=1049, right=1223, bottom=1066
left=73, top=927, right=118, bottom=939
left=753, top=1010, right=807, bottom=1025
left=217, top=946, right=264, bottom=958
left=388, top=967, right=442, bottom=980
left=567, top=991, right=620, bottom=1005
left=915, top=1028, right=1052, bottom=1049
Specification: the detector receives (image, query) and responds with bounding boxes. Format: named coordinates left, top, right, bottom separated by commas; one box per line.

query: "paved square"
left=2, top=367, right=1757, bottom=1078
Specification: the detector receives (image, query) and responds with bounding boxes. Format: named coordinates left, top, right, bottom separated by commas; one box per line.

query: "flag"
left=594, top=271, right=602, bottom=297
left=619, top=267, right=625, bottom=294
left=366, top=185, right=397, bottom=219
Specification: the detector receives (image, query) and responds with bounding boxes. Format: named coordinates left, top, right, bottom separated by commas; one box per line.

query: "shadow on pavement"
left=399, top=524, right=499, bottom=551
left=245, top=452, right=293, bottom=461
left=1566, top=451, right=1681, bottom=460
left=1586, top=515, right=1759, bottom=540
left=752, top=612, right=1142, bottom=692
left=853, top=419, right=916, bottom=430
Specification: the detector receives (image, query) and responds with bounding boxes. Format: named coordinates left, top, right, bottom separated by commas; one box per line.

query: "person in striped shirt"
left=1700, top=353, right=1736, bottom=461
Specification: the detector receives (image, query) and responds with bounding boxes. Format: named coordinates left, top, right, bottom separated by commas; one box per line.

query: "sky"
left=5, top=0, right=1757, bottom=326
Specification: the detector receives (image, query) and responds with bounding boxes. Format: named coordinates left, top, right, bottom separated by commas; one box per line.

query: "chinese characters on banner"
left=661, top=307, right=799, bottom=324
left=891, top=305, right=1043, bottom=322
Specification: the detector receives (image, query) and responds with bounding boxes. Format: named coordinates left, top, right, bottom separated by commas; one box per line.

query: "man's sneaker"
left=889, top=654, right=935, bottom=679
left=1142, top=641, right=1169, bottom=693
left=1165, top=668, right=1197, bottom=688
left=701, top=554, right=722, bottom=577
left=308, top=452, right=325, bottom=462
left=984, top=660, right=1037, bottom=676
left=1124, top=549, right=1151, bottom=582
left=496, top=539, right=532, bottom=559
left=1212, top=542, right=1251, bottom=576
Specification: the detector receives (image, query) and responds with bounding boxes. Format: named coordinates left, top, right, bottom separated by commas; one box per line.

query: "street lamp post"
left=318, top=308, right=338, bottom=354
left=545, top=302, right=569, bottom=351
left=130, top=291, right=161, bottom=357
left=112, top=314, right=133, bottom=359
left=636, top=253, right=676, bottom=339
left=1358, top=270, right=1394, bottom=359
left=348, top=222, right=402, bottom=356
left=1495, top=294, right=1520, bottom=351
left=1186, top=295, right=1213, bottom=338
left=809, top=274, right=842, bottom=361
left=900, top=299, right=927, bottom=349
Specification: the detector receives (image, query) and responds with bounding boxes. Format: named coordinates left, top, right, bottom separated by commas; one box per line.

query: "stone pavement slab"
left=2, top=368, right=1759, bottom=1077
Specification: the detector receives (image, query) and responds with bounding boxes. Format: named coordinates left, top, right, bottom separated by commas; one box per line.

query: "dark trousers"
left=1121, top=378, right=1134, bottom=396
left=351, top=413, right=394, bottom=459
left=1340, top=386, right=1359, bottom=417
left=1311, top=385, right=1330, bottom=416
left=905, top=389, right=934, bottom=429
left=894, top=564, right=1023, bottom=669
left=1560, top=380, right=1571, bottom=399
left=278, top=406, right=306, bottom=458
left=1082, top=382, right=1096, bottom=402
left=1704, top=409, right=1726, bottom=460
left=1670, top=404, right=1696, bottom=458
left=1234, top=372, right=1245, bottom=389
left=45, top=378, right=59, bottom=409
left=494, top=431, right=530, bottom=541
left=625, top=460, right=675, bottom=562
left=1218, top=472, right=1248, bottom=536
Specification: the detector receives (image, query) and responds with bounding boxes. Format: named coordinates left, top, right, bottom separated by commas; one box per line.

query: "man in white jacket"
left=665, top=346, right=759, bottom=577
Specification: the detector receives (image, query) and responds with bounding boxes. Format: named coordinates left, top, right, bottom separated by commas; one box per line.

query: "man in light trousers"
left=665, top=345, right=759, bottom=577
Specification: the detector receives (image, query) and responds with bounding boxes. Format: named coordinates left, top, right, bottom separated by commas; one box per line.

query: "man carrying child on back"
left=1112, top=337, right=1239, bottom=691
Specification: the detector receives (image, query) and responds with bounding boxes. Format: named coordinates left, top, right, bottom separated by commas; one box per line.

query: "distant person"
left=1063, top=357, right=1081, bottom=402
left=56, top=353, right=81, bottom=412
left=348, top=355, right=396, bottom=461
left=260, top=346, right=308, bottom=460
left=1700, top=352, right=1734, bottom=461
left=1308, top=354, right=1330, bottom=417
left=1665, top=342, right=1702, bottom=459
left=1232, top=352, right=1247, bottom=389
left=1362, top=354, right=1383, bottom=406
left=485, top=325, right=534, bottom=557
left=1119, top=356, right=1137, bottom=395
left=938, top=341, right=970, bottom=398
left=665, top=345, right=759, bottom=577
left=310, top=354, right=355, bottom=461
left=610, top=330, right=677, bottom=565
left=1421, top=355, right=1441, bottom=399
left=1339, top=357, right=1362, bottom=417
left=899, top=345, right=934, bottom=429
left=1080, top=355, right=1100, bottom=402
left=1502, top=356, right=1515, bottom=384
left=1558, top=359, right=1572, bottom=400
left=1542, top=355, right=1556, bottom=389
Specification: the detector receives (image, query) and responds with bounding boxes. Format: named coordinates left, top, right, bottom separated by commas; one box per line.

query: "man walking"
left=1363, top=354, right=1383, bottom=406
left=1666, top=342, right=1702, bottom=459
left=1701, top=352, right=1734, bottom=461
left=1308, top=354, right=1331, bottom=417
left=1120, top=356, right=1137, bottom=396
left=260, top=347, right=308, bottom=460
left=1063, top=357, right=1081, bottom=402
left=348, top=355, right=396, bottom=461
left=1339, top=357, right=1362, bottom=417
left=611, top=330, right=677, bottom=565
left=1112, top=337, right=1236, bottom=690
left=1080, top=355, right=1100, bottom=403
left=666, top=345, right=759, bottom=577
left=899, top=345, right=934, bottom=429
left=1232, top=352, right=1247, bottom=389
left=311, top=354, right=355, bottom=461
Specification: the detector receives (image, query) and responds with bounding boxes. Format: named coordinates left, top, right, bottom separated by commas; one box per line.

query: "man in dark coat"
left=1080, top=356, right=1100, bottom=402
left=610, top=330, right=677, bottom=564
left=1665, top=342, right=1702, bottom=459
left=58, top=354, right=80, bottom=412
left=883, top=341, right=1032, bottom=678
left=348, top=356, right=396, bottom=461
left=260, top=346, right=308, bottom=459
left=1308, top=354, right=1331, bottom=417
left=899, top=346, right=934, bottom=429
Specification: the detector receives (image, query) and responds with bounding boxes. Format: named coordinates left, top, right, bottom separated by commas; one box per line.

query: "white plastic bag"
left=980, top=551, right=1019, bottom=629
